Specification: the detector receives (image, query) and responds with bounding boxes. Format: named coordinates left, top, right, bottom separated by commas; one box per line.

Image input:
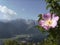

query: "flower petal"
left=42, top=13, right=51, bottom=20
left=51, top=14, right=59, bottom=28
left=51, top=20, right=57, bottom=28
left=52, top=16, right=59, bottom=21
left=43, top=26, right=50, bottom=30
left=39, top=20, right=45, bottom=27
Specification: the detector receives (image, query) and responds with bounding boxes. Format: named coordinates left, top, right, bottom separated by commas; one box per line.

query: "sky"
left=0, top=0, right=49, bottom=21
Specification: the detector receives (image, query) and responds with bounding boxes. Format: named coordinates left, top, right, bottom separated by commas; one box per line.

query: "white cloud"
left=0, top=5, right=17, bottom=15
left=0, top=5, right=17, bottom=20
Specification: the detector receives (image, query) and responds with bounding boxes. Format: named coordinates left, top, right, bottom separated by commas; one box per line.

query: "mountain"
left=0, top=19, right=47, bottom=42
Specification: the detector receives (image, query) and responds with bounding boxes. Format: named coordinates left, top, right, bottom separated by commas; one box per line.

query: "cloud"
left=0, top=5, right=17, bottom=15
left=0, top=5, right=17, bottom=20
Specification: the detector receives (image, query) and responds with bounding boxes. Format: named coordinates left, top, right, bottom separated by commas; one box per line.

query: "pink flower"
left=39, top=13, right=59, bottom=30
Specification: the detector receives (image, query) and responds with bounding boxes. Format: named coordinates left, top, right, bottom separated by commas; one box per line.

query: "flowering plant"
left=37, top=13, right=59, bottom=45
left=37, top=0, right=60, bottom=45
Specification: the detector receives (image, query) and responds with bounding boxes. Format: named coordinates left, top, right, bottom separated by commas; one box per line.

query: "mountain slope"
left=0, top=19, right=46, bottom=41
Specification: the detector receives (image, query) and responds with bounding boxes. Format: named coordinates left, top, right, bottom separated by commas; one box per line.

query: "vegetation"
left=3, top=40, right=20, bottom=45
left=39, top=0, right=60, bottom=45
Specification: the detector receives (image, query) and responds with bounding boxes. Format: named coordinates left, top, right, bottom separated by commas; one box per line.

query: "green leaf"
left=38, top=14, right=42, bottom=21
left=45, top=0, right=52, bottom=3
left=56, top=0, right=60, bottom=2
left=46, top=4, right=51, bottom=9
left=38, top=14, right=42, bottom=17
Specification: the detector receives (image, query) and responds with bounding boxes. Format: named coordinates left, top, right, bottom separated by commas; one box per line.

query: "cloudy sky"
left=0, top=0, right=49, bottom=20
